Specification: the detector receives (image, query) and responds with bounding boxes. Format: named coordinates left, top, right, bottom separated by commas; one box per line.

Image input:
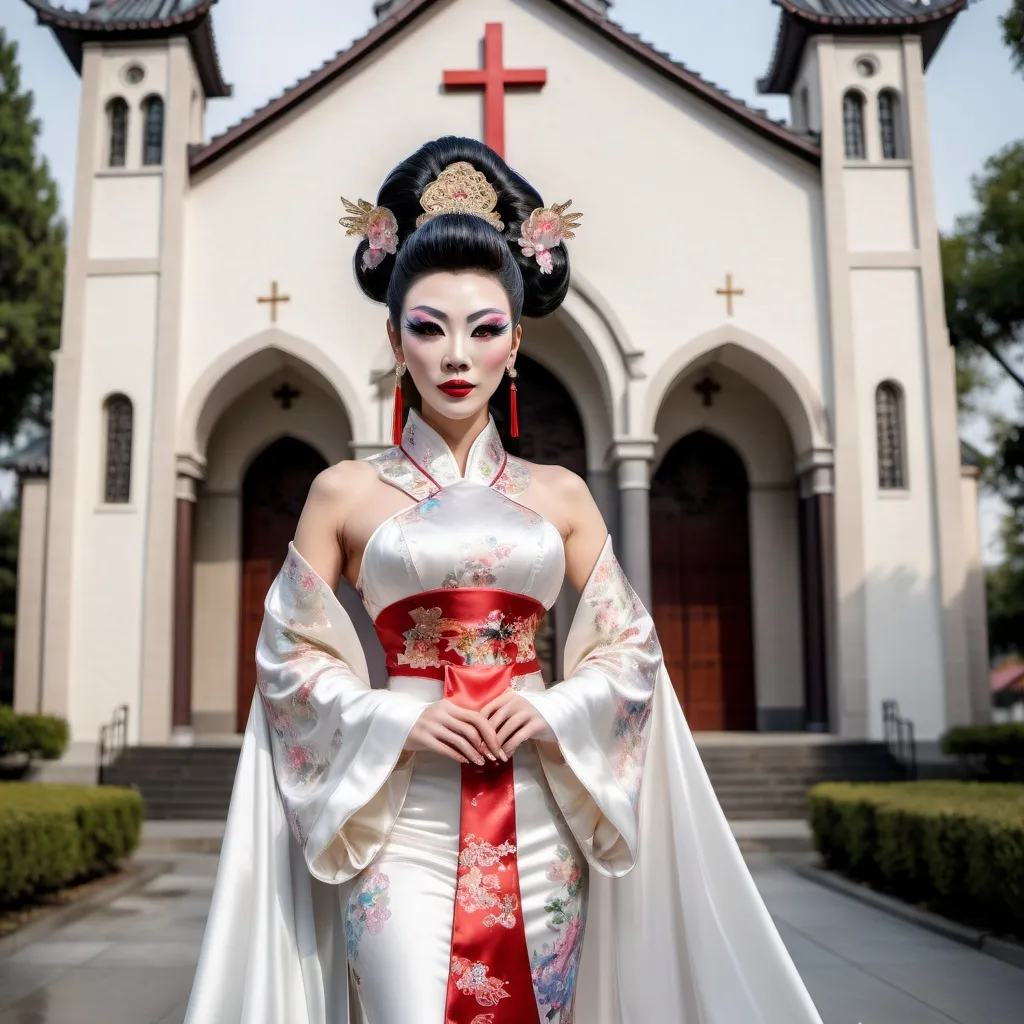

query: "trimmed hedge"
left=808, top=781, right=1024, bottom=938
left=0, top=783, right=143, bottom=907
left=941, top=723, right=1024, bottom=781
left=0, top=707, right=69, bottom=760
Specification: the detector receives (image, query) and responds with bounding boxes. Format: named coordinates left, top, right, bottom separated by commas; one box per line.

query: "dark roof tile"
left=22, top=0, right=230, bottom=97
left=81, top=0, right=207, bottom=22
left=760, top=0, right=967, bottom=94
left=0, top=434, right=50, bottom=476
left=778, top=0, right=961, bottom=20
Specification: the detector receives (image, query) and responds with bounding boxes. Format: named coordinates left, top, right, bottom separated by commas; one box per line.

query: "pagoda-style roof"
left=22, top=0, right=231, bottom=98
left=190, top=0, right=819, bottom=176
left=0, top=433, right=50, bottom=477
left=759, top=0, right=967, bottom=94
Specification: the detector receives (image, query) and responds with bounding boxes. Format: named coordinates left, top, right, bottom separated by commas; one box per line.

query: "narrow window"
left=878, top=90, right=901, bottom=159
left=142, top=95, right=165, bottom=166
left=108, top=98, right=129, bottom=168
left=104, top=394, right=133, bottom=503
left=843, top=91, right=866, bottom=160
left=876, top=382, right=906, bottom=490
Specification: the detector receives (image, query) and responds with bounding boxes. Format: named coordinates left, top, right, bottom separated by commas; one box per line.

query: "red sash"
left=375, top=589, right=544, bottom=1024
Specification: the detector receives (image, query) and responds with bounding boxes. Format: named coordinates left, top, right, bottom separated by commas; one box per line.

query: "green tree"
left=940, top=100, right=1024, bottom=658
left=0, top=27, right=66, bottom=442
left=943, top=142, right=1024, bottom=400
left=1004, top=0, right=1024, bottom=75
left=986, top=420, right=1024, bottom=655
left=0, top=504, right=16, bottom=705
left=0, top=30, right=65, bottom=705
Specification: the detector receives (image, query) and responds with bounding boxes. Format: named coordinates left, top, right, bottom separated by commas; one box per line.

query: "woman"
left=186, top=137, right=824, bottom=1024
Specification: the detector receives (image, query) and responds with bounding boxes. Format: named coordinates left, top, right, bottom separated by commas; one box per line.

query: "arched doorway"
left=237, top=437, right=328, bottom=730
left=489, top=354, right=586, bottom=679
left=651, top=432, right=756, bottom=731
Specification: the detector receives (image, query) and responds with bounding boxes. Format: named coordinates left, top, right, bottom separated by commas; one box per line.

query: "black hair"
left=352, top=136, right=570, bottom=324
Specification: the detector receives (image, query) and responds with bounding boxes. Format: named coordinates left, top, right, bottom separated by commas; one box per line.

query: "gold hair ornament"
left=339, top=196, right=399, bottom=270
left=416, top=161, right=505, bottom=230
left=517, top=200, right=583, bottom=275
left=338, top=166, right=583, bottom=275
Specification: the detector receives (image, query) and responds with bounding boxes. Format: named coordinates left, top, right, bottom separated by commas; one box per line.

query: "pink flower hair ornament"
left=339, top=196, right=399, bottom=271
left=517, top=200, right=583, bottom=274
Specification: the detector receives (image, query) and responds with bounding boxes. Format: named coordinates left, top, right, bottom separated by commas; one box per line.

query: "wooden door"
left=650, top=432, right=756, bottom=731
left=237, top=438, right=328, bottom=731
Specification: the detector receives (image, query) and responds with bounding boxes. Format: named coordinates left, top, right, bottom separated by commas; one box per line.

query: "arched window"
left=878, top=90, right=902, bottom=159
left=142, top=95, right=165, bottom=166
left=875, top=382, right=906, bottom=490
left=108, top=98, right=129, bottom=168
left=843, top=91, right=866, bottom=160
left=104, top=394, right=133, bottom=503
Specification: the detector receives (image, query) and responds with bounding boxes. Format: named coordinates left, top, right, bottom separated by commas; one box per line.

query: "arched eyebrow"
left=409, top=305, right=448, bottom=321
left=409, top=305, right=507, bottom=324
left=467, top=308, right=506, bottom=323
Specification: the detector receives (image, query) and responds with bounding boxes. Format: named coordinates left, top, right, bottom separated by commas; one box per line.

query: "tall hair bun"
left=352, top=136, right=570, bottom=319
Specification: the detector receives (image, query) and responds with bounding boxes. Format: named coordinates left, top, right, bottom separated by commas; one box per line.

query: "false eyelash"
left=404, top=319, right=444, bottom=336
left=473, top=322, right=510, bottom=337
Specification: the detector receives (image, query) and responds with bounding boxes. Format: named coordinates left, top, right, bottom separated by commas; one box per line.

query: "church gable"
left=189, top=0, right=819, bottom=176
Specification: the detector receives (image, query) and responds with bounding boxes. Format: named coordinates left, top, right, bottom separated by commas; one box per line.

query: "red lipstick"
left=438, top=379, right=476, bottom=399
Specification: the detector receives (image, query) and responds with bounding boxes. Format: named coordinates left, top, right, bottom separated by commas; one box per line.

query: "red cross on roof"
left=443, top=23, right=547, bottom=158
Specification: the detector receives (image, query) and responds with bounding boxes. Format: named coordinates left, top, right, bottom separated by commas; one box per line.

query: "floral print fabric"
left=345, top=868, right=392, bottom=960
left=394, top=604, right=543, bottom=670
left=531, top=845, right=587, bottom=1023
left=521, top=536, right=660, bottom=877
left=255, top=543, right=430, bottom=873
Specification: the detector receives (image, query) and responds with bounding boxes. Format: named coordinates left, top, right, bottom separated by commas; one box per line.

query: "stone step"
left=107, top=740, right=902, bottom=822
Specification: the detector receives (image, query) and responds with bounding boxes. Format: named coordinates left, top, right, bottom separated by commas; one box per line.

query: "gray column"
left=611, top=441, right=656, bottom=609
left=172, top=459, right=203, bottom=745
left=799, top=458, right=836, bottom=733
left=586, top=468, right=619, bottom=550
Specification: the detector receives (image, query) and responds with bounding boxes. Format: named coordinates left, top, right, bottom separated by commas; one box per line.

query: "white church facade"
left=8, top=0, right=990, bottom=756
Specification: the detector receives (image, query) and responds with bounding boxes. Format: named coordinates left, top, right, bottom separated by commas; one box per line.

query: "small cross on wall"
left=258, top=281, right=291, bottom=324
left=694, top=376, right=722, bottom=408
left=716, top=273, right=745, bottom=317
left=273, top=382, right=301, bottom=410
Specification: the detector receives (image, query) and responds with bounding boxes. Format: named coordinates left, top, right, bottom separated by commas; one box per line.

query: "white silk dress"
left=185, top=408, right=825, bottom=1024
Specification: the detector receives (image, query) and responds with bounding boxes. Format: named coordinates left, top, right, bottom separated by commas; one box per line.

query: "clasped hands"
left=405, top=690, right=557, bottom=765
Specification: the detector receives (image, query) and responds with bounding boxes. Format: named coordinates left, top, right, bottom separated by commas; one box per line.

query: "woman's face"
left=388, top=271, right=522, bottom=425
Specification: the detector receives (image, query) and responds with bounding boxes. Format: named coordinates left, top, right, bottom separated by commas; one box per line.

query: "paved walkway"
left=1, top=850, right=1022, bottom=1023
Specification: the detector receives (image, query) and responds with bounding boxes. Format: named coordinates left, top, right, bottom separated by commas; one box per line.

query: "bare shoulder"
left=525, top=461, right=592, bottom=504
left=308, top=458, right=378, bottom=505
left=521, top=461, right=604, bottom=533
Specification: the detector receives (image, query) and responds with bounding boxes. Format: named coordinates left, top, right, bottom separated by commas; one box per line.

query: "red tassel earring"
left=392, top=362, right=406, bottom=446
left=507, top=365, right=519, bottom=439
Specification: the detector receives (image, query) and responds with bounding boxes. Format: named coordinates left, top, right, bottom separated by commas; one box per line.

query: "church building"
left=8, top=0, right=990, bottom=758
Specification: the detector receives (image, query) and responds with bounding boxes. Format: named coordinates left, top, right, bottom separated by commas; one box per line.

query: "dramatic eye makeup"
left=403, top=306, right=510, bottom=338
left=471, top=316, right=510, bottom=337
left=404, top=316, right=444, bottom=336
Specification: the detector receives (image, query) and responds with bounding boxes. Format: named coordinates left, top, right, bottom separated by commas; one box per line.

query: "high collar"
left=401, top=407, right=507, bottom=488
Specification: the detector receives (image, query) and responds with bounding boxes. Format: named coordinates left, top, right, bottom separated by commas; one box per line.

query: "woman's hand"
left=482, top=691, right=557, bottom=758
left=405, top=700, right=505, bottom=765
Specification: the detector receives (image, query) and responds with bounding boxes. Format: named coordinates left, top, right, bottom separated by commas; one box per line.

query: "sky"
left=3, top=0, right=1023, bottom=557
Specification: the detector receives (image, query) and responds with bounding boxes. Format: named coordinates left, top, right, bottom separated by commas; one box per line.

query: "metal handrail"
left=882, top=699, right=917, bottom=780
left=97, top=704, right=129, bottom=785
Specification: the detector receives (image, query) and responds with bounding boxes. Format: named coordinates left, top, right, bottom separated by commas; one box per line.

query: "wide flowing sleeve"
left=257, top=542, right=431, bottom=882
left=520, top=535, right=658, bottom=877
